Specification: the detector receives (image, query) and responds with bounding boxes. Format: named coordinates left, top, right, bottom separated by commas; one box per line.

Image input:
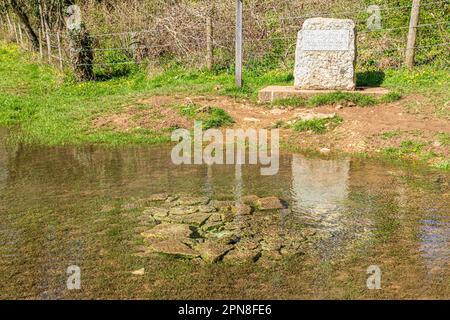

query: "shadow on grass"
left=356, top=70, right=385, bottom=87
left=94, top=65, right=138, bottom=81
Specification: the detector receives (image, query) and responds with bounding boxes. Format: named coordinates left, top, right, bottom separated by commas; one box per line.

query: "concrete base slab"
left=258, top=86, right=390, bottom=103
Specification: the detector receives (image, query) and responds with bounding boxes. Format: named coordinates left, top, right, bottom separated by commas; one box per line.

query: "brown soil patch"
left=92, top=94, right=450, bottom=159
left=92, top=96, right=192, bottom=132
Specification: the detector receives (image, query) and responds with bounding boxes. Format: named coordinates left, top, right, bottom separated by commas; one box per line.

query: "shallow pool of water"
left=0, top=139, right=448, bottom=299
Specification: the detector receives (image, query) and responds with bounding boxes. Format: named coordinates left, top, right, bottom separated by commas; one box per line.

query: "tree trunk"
left=9, top=0, right=40, bottom=50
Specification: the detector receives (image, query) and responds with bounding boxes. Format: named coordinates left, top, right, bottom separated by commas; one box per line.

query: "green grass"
left=383, top=67, right=450, bottom=93
left=399, top=140, right=426, bottom=154
left=0, top=42, right=447, bottom=146
left=382, top=140, right=428, bottom=159
left=0, top=43, right=292, bottom=145
left=144, top=67, right=293, bottom=99
left=437, top=132, right=450, bottom=146
left=309, top=92, right=377, bottom=107
left=379, top=92, right=402, bottom=104
left=178, top=104, right=234, bottom=130
left=432, top=160, right=450, bottom=171
left=383, top=67, right=450, bottom=119
left=292, top=116, right=343, bottom=134
left=272, top=96, right=307, bottom=107
left=272, top=91, right=401, bottom=108
left=381, top=130, right=402, bottom=140
left=204, top=108, right=235, bottom=129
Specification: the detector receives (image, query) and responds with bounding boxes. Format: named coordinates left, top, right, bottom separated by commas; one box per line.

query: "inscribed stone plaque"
left=294, top=18, right=357, bottom=90
left=302, top=30, right=350, bottom=51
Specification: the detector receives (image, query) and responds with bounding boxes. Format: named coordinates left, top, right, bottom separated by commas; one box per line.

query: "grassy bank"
left=0, top=43, right=291, bottom=145
left=0, top=43, right=448, bottom=147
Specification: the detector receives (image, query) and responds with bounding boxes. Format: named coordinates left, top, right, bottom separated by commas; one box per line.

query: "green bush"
left=94, top=50, right=139, bottom=80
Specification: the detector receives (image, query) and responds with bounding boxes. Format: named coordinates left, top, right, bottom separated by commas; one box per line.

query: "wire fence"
left=0, top=0, right=448, bottom=71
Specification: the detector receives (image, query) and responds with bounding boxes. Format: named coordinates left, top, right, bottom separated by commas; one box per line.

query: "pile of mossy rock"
left=135, top=194, right=312, bottom=263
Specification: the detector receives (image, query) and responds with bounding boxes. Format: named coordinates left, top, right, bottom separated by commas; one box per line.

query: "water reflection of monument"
left=0, top=143, right=8, bottom=193
left=290, top=154, right=350, bottom=232
left=420, top=216, right=450, bottom=274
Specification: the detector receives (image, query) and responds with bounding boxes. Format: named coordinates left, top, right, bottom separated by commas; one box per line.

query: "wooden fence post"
left=17, top=23, right=23, bottom=47
left=38, top=28, right=43, bottom=59
left=5, top=12, right=13, bottom=37
left=206, top=9, right=213, bottom=71
left=235, top=0, right=243, bottom=88
left=45, top=23, right=51, bottom=63
left=57, top=31, right=63, bottom=71
left=38, top=0, right=45, bottom=37
left=13, top=21, right=18, bottom=43
left=405, top=0, right=421, bottom=69
left=0, top=15, right=7, bottom=38
left=39, top=1, right=52, bottom=62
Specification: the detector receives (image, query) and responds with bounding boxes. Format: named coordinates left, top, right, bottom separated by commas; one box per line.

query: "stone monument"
left=294, top=18, right=356, bottom=90
left=258, top=17, right=388, bottom=102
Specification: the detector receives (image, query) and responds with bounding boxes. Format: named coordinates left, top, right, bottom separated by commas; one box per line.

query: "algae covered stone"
left=148, top=239, right=199, bottom=259
left=256, top=197, right=285, bottom=210
left=194, top=241, right=234, bottom=263
left=141, top=223, right=193, bottom=240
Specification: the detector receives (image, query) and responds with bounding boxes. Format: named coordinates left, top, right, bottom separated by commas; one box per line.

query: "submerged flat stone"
left=220, top=210, right=235, bottom=223
left=198, top=205, right=217, bottom=213
left=210, top=200, right=236, bottom=210
left=241, top=195, right=260, bottom=206
left=231, top=204, right=253, bottom=216
left=141, top=223, right=193, bottom=240
left=146, top=193, right=169, bottom=202
left=201, top=213, right=224, bottom=231
left=170, top=206, right=199, bottom=216
left=148, top=239, right=199, bottom=259
left=208, top=213, right=222, bottom=223
left=144, top=207, right=169, bottom=219
left=180, top=213, right=212, bottom=227
left=139, top=215, right=157, bottom=226
left=224, top=240, right=262, bottom=263
left=131, top=268, right=145, bottom=276
left=208, top=230, right=239, bottom=243
left=194, top=241, right=234, bottom=263
left=256, top=197, right=284, bottom=211
left=224, top=219, right=251, bottom=231
left=166, top=196, right=179, bottom=203
left=135, top=194, right=318, bottom=264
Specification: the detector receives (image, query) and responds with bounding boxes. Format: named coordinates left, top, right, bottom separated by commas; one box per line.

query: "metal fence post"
left=235, top=0, right=243, bottom=88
